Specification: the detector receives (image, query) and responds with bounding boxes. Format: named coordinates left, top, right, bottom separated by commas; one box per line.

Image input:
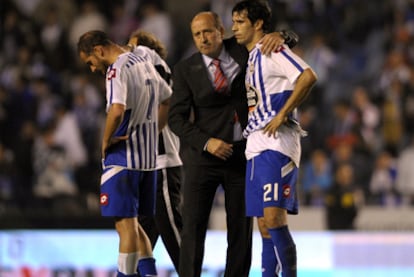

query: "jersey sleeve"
left=270, top=45, right=310, bottom=85
left=157, top=75, right=172, bottom=102
left=106, top=65, right=127, bottom=111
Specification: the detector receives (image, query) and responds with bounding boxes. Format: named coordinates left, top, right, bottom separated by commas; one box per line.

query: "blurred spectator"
left=369, top=151, right=399, bottom=206
left=137, top=2, right=173, bottom=63
left=69, top=74, right=103, bottom=163
left=37, top=4, right=74, bottom=72
left=67, top=73, right=104, bottom=196
left=300, top=149, right=333, bottom=206
left=33, top=0, right=77, bottom=29
left=31, top=77, right=59, bottom=127
left=401, top=68, right=414, bottom=140
left=0, top=142, right=15, bottom=205
left=303, top=32, right=337, bottom=112
left=32, top=123, right=80, bottom=213
left=210, top=0, right=238, bottom=36
left=381, top=78, right=405, bottom=155
left=331, top=142, right=373, bottom=198
left=298, top=105, right=326, bottom=161
left=325, top=99, right=358, bottom=150
left=68, top=0, right=108, bottom=53
left=12, top=120, right=36, bottom=210
left=396, top=136, right=414, bottom=206
left=0, top=85, right=9, bottom=143
left=1, top=45, right=36, bottom=90
left=351, top=85, right=381, bottom=153
left=0, top=6, right=32, bottom=66
left=379, top=49, right=410, bottom=93
left=52, top=100, right=88, bottom=171
left=325, top=162, right=364, bottom=230
left=2, top=75, right=37, bottom=147
left=108, top=1, right=139, bottom=44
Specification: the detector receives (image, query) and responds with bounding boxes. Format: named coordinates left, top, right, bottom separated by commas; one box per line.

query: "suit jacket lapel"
left=188, top=53, right=214, bottom=91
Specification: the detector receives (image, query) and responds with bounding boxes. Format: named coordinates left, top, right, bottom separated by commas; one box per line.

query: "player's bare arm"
left=158, top=98, right=170, bottom=133
left=102, top=103, right=127, bottom=158
left=263, top=68, right=317, bottom=137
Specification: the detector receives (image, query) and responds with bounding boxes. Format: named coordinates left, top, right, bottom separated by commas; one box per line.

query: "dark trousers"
left=179, top=159, right=253, bottom=277
left=139, top=166, right=183, bottom=273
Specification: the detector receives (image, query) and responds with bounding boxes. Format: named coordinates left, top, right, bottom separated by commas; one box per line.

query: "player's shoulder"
left=114, top=52, right=133, bottom=66
left=133, top=45, right=157, bottom=61
left=132, top=45, right=149, bottom=58
left=272, top=44, right=297, bottom=58
left=257, top=44, right=295, bottom=64
left=115, top=52, right=150, bottom=69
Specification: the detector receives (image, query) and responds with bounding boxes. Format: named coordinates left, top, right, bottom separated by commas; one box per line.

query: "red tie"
left=212, top=59, right=228, bottom=93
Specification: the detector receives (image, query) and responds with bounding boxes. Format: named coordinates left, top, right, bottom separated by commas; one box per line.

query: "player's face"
left=191, top=14, right=224, bottom=58
left=232, top=10, right=256, bottom=49
left=79, top=50, right=108, bottom=75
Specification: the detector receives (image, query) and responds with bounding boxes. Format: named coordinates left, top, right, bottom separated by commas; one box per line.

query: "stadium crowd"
left=1, top=0, right=414, bottom=228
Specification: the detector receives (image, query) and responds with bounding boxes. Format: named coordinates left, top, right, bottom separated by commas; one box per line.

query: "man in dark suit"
left=168, top=11, right=297, bottom=277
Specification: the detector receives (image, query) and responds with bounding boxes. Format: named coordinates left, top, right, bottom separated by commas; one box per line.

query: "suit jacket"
left=168, top=37, right=249, bottom=166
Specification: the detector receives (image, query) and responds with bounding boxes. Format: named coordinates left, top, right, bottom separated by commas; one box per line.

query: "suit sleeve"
left=168, top=63, right=210, bottom=152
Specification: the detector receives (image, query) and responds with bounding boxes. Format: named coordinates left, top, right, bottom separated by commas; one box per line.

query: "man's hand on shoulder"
left=260, top=30, right=299, bottom=56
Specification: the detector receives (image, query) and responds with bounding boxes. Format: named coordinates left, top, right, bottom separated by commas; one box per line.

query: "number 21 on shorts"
left=263, top=182, right=278, bottom=202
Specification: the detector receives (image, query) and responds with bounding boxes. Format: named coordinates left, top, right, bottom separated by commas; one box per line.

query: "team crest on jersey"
left=100, top=193, right=109, bottom=206
left=107, top=68, right=116, bottom=80
left=283, top=184, right=291, bottom=198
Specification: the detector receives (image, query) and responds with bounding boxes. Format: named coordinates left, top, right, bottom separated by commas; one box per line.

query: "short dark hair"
left=232, top=0, right=273, bottom=33
left=77, top=30, right=112, bottom=55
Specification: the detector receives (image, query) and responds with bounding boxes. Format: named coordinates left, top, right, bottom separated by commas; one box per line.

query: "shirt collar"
left=202, top=47, right=231, bottom=66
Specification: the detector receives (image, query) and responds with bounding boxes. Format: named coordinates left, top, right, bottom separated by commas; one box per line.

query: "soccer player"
left=127, top=30, right=183, bottom=274
left=77, top=30, right=172, bottom=277
left=231, top=1, right=317, bottom=277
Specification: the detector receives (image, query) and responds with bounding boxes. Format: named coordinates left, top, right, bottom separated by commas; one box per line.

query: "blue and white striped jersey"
left=133, top=45, right=172, bottom=85
left=104, top=51, right=172, bottom=170
left=132, top=45, right=182, bottom=169
left=244, top=44, right=310, bottom=166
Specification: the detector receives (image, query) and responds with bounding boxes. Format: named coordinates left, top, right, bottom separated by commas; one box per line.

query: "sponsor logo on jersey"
left=100, top=193, right=109, bottom=206
left=246, top=83, right=258, bottom=112
left=107, top=68, right=116, bottom=80
left=283, top=184, right=291, bottom=198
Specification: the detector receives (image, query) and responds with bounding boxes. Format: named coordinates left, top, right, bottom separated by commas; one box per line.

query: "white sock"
left=118, top=252, right=139, bottom=275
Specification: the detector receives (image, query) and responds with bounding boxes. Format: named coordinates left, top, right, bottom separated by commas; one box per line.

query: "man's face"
left=191, top=14, right=224, bottom=58
left=232, top=10, right=255, bottom=48
left=79, top=47, right=108, bottom=75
